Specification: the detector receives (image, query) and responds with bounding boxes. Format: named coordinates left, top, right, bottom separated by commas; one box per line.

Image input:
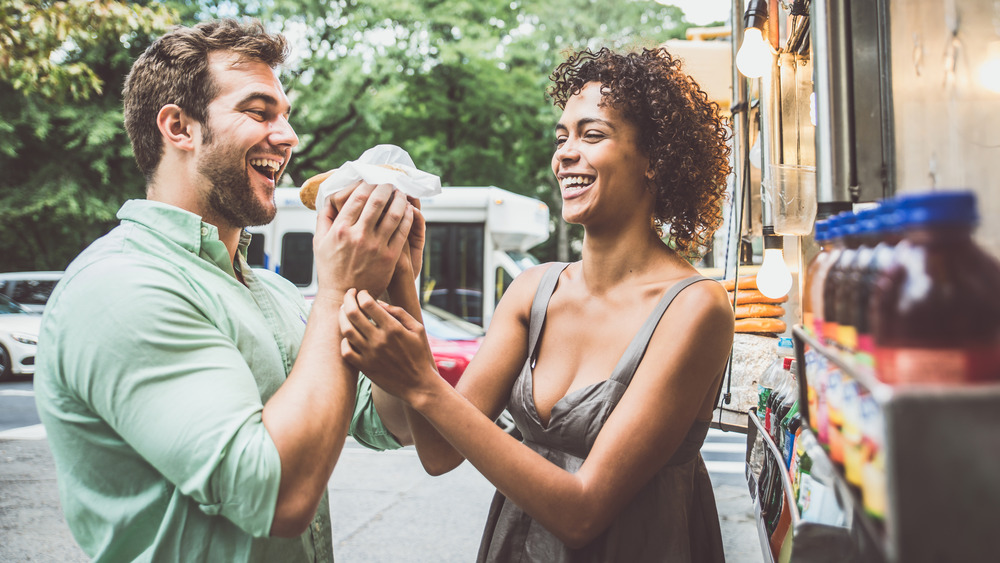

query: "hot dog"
left=298, top=164, right=406, bottom=211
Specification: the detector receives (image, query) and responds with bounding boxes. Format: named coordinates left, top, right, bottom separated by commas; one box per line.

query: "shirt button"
left=201, top=227, right=209, bottom=236
left=313, top=522, right=321, bottom=532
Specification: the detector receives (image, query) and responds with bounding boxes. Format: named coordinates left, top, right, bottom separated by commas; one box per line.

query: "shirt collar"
left=117, top=199, right=247, bottom=277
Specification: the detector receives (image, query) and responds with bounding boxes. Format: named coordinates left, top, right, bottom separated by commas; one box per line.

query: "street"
left=1, top=378, right=760, bottom=562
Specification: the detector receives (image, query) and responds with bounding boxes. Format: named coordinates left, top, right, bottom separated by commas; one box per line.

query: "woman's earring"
left=651, top=216, right=665, bottom=239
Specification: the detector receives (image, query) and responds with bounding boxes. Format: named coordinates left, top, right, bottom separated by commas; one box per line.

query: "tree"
left=0, top=0, right=701, bottom=271
left=266, top=0, right=696, bottom=262
left=0, top=0, right=175, bottom=101
left=0, top=1, right=178, bottom=271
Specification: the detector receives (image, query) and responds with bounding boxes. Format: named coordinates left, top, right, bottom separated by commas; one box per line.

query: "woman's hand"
left=339, top=288, right=441, bottom=403
left=402, top=196, right=425, bottom=280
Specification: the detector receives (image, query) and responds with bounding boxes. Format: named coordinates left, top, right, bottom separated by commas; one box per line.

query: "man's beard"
left=197, top=124, right=277, bottom=229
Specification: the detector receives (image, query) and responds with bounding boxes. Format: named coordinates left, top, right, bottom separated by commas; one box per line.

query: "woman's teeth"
left=561, top=176, right=594, bottom=190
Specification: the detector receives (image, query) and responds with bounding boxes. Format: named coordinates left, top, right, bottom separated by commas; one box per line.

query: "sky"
left=659, top=0, right=733, bottom=26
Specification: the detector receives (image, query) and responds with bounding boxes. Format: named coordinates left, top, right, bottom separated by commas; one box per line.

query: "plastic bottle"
left=823, top=211, right=860, bottom=350
left=774, top=360, right=798, bottom=462
left=809, top=213, right=847, bottom=338
left=856, top=201, right=902, bottom=370
left=803, top=339, right=830, bottom=444
left=835, top=206, right=881, bottom=358
left=859, top=391, right=886, bottom=520
left=760, top=455, right=780, bottom=534
left=782, top=400, right=802, bottom=469
left=768, top=358, right=794, bottom=444
left=802, top=219, right=831, bottom=337
left=789, top=422, right=809, bottom=507
left=758, top=337, right=795, bottom=433
left=871, top=191, right=1000, bottom=384
left=840, top=379, right=864, bottom=487
left=769, top=495, right=792, bottom=558
left=824, top=361, right=846, bottom=464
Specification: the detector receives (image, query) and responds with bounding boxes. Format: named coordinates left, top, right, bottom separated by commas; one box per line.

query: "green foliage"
left=0, top=0, right=176, bottom=102
left=0, top=0, right=702, bottom=271
left=268, top=0, right=695, bottom=262
left=0, top=0, right=176, bottom=271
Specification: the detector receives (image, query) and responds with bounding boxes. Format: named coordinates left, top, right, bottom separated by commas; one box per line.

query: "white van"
left=247, top=186, right=550, bottom=327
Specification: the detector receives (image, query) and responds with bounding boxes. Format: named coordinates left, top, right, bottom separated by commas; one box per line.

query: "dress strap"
left=610, top=275, right=714, bottom=386
left=526, top=262, right=570, bottom=362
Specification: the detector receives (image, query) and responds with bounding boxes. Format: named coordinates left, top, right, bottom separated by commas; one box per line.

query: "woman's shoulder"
left=492, top=261, right=579, bottom=318
left=511, top=261, right=575, bottom=292
left=662, top=272, right=735, bottom=335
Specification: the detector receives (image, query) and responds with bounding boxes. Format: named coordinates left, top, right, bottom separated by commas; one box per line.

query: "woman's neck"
left=578, top=224, right=688, bottom=295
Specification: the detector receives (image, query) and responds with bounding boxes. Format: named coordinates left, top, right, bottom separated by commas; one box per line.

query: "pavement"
left=0, top=427, right=761, bottom=562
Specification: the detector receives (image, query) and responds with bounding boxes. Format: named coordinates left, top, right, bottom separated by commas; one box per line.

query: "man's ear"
left=156, top=104, right=197, bottom=152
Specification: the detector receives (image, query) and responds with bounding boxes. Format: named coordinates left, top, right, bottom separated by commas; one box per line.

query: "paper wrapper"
left=314, top=144, right=442, bottom=209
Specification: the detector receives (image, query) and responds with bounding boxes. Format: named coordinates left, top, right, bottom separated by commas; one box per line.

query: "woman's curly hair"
left=548, top=47, right=732, bottom=257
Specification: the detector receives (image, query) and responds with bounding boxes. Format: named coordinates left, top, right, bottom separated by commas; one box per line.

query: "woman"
left=340, top=46, right=734, bottom=562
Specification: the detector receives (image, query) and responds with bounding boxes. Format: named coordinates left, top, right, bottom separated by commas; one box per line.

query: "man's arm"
left=263, top=183, right=413, bottom=536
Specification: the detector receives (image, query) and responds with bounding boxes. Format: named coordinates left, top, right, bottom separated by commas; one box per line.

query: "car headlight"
left=11, top=332, right=37, bottom=346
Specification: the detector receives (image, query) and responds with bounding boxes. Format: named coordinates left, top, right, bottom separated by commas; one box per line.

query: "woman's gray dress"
left=477, top=263, right=726, bottom=563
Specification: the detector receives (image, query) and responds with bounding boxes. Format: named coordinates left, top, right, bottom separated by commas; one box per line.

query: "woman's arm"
left=344, top=266, right=544, bottom=474
left=341, top=279, right=734, bottom=547
left=352, top=195, right=426, bottom=447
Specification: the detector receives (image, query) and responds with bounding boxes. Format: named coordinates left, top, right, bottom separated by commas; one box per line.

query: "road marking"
left=704, top=461, right=746, bottom=474
left=0, top=390, right=35, bottom=397
left=707, top=428, right=746, bottom=440
left=0, top=424, right=46, bottom=441
left=701, top=442, right=747, bottom=454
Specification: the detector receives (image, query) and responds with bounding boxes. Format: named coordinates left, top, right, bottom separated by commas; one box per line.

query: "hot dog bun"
left=734, top=303, right=785, bottom=319
left=728, top=289, right=788, bottom=305
left=722, top=275, right=758, bottom=291
left=299, top=170, right=333, bottom=210
left=298, top=163, right=407, bottom=210
left=734, top=317, right=787, bottom=334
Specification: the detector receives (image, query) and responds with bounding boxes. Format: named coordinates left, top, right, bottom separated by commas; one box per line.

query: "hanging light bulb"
left=756, top=237, right=793, bottom=298
left=736, top=0, right=772, bottom=79
left=736, top=27, right=773, bottom=78
left=979, top=41, right=1000, bottom=93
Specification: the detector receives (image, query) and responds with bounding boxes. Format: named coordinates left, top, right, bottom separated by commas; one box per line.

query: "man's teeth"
left=250, top=158, right=281, bottom=172
left=561, top=176, right=594, bottom=189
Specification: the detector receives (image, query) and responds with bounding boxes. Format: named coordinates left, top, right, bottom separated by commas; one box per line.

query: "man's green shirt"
left=35, top=200, right=400, bottom=562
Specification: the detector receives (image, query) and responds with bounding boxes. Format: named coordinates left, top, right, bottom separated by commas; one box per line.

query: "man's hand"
left=313, top=183, right=412, bottom=300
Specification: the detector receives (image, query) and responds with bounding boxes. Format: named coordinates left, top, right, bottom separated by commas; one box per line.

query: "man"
left=35, top=19, right=413, bottom=562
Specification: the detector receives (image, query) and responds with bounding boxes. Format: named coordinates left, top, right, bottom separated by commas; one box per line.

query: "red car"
left=422, top=305, right=518, bottom=436
left=421, top=304, right=484, bottom=387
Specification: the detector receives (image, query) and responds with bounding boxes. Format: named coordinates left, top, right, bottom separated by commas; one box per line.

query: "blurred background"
left=0, top=0, right=730, bottom=273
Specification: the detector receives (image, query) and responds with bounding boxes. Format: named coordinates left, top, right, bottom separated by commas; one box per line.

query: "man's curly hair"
left=548, top=47, right=731, bottom=257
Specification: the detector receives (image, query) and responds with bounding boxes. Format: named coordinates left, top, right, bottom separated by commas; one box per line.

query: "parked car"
left=421, top=304, right=519, bottom=437
left=421, top=304, right=485, bottom=387
left=0, top=294, right=41, bottom=379
left=0, top=271, right=63, bottom=314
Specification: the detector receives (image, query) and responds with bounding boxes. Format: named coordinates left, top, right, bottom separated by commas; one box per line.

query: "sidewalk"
left=1, top=434, right=760, bottom=562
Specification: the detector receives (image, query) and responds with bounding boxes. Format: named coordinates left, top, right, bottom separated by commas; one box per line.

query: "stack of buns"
left=723, top=275, right=788, bottom=334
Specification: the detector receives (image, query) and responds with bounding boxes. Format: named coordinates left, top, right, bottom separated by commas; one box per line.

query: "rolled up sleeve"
left=350, top=376, right=403, bottom=451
